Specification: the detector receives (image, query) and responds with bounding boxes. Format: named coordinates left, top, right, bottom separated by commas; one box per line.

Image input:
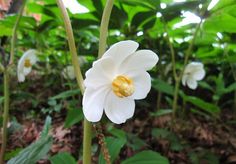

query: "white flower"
left=17, top=49, right=37, bottom=82
left=62, top=65, right=75, bottom=80
left=182, top=62, right=205, bottom=90
left=83, top=40, right=159, bottom=124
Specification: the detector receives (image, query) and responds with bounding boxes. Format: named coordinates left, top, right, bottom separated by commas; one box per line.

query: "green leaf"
left=108, top=128, right=127, bottom=141
left=121, top=150, right=169, bottom=164
left=64, top=108, right=84, bottom=128
left=203, top=13, right=236, bottom=33
left=127, top=133, right=146, bottom=151
left=152, top=79, right=174, bottom=95
left=49, top=152, right=77, bottom=164
left=0, top=96, right=4, bottom=105
left=225, top=82, right=236, bottom=93
left=7, top=136, right=53, bottom=164
left=131, top=11, right=156, bottom=28
left=99, top=137, right=126, bottom=164
left=50, top=89, right=80, bottom=100
left=40, top=116, right=52, bottom=138
left=4, top=148, right=22, bottom=161
left=152, top=128, right=183, bottom=151
left=185, top=96, right=220, bottom=115
left=151, top=109, right=172, bottom=117
left=7, top=118, right=53, bottom=164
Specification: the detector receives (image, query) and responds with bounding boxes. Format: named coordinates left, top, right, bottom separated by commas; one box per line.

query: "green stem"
left=0, top=1, right=27, bottom=163
left=180, top=20, right=202, bottom=78
left=9, top=0, right=27, bottom=65
left=56, top=1, right=92, bottom=164
left=163, top=21, right=177, bottom=80
left=172, top=77, right=180, bottom=118
left=98, top=0, right=114, bottom=58
left=56, top=0, right=85, bottom=92
left=0, top=64, right=4, bottom=72
left=0, top=70, right=10, bottom=164
left=172, top=20, right=202, bottom=118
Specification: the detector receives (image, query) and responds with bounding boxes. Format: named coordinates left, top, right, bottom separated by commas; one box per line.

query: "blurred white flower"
left=182, top=62, right=205, bottom=90
left=17, top=49, right=37, bottom=82
left=83, top=40, right=159, bottom=124
left=62, top=65, right=75, bottom=80
left=62, top=57, right=87, bottom=80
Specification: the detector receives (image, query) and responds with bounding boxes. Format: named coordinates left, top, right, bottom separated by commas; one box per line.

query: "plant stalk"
left=9, top=0, right=27, bottom=65
left=172, top=20, right=202, bottom=117
left=56, top=1, right=92, bottom=163
left=0, top=70, right=10, bottom=164
left=98, top=0, right=114, bottom=58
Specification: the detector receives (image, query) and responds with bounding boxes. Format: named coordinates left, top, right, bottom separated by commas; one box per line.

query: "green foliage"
left=64, top=108, right=84, bottom=128
left=49, top=152, right=77, bottom=164
left=50, top=89, right=80, bottom=100
left=184, top=96, right=220, bottom=116
left=151, top=109, right=173, bottom=117
left=7, top=117, right=53, bottom=164
left=152, top=79, right=174, bottom=96
left=152, top=128, right=183, bottom=151
left=121, top=150, right=169, bottom=164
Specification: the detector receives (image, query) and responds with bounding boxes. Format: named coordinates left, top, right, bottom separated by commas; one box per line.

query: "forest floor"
left=4, top=106, right=236, bottom=164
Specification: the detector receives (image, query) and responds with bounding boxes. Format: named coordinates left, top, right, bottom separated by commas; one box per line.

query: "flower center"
left=112, top=75, right=135, bottom=98
left=24, top=59, right=32, bottom=68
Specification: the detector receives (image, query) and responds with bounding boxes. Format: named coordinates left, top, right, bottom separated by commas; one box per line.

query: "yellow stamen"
left=112, top=75, right=135, bottom=98
left=24, top=59, right=32, bottom=68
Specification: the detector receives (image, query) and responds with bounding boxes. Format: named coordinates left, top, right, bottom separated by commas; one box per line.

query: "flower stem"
left=172, top=20, right=202, bottom=118
left=9, top=0, right=27, bottom=65
left=0, top=1, right=27, bottom=163
left=98, top=0, right=114, bottom=58
left=56, top=1, right=92, bottom=163
left=0, top=70, right=10, bottom=164
left=163, top=21, right=177, bottom=80
left=56, top=0, right=85, bottom=92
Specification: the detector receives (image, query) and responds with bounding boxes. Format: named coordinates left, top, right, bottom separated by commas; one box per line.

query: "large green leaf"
left=121, top=150, right=169, bottom=164
left=184, top=96, right=220, bottom=115
left=49, top=152, right=77, bottom=164
left=7, top=117, right=53, bottom=164
left=203, top=13, right=236, bottom=33
left=50, top=89, right=80, bottom=100
left=152, top=78, right=174, bottom=95
left=64, top=108, right=84, bottom=128
left=7, top=136, right=53, bottom=164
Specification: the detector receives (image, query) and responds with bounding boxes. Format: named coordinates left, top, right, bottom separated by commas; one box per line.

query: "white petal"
left=23, top=67, right=32, bottom=75
left=193, top=69, right=205, bottom=81
left=103, top=40, right=139, bottom=65
left=184, top=62, right=203, bottom=74
left=120, top=50, right=159, bottom=72
left=187, top=78, right=198, bottom=90
left=62, top=66, right=75, bottom=80
left=126, top=71, right=151, bottom=100
left=104, top=92, right=135, bottom=124
left=28, top=50, right=37, bottom=64
left=82, top=86, right=110, bottom=122
left=17, top=49, right=37, bottom=82
left=84, top=57, right=115, bottom=89
left=182, top=74, right=187, bottom=86
left=18, top=73, right=25, bottom=82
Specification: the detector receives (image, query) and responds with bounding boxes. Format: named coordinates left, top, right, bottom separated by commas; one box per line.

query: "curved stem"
left=9, top=0, right=27, bottom=65
left=163, top=21, right=177, bottom=80
left=56, top=0, right=85, bottom=93
left=98, top=0, right=114, bottom=58
left=172, top=20, right=202, bottom=118
left=0, top=70, right=10, bottom=164
left=0, top=64, right=3, bottom=72
left=56, top=1, right=92, bottom=164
